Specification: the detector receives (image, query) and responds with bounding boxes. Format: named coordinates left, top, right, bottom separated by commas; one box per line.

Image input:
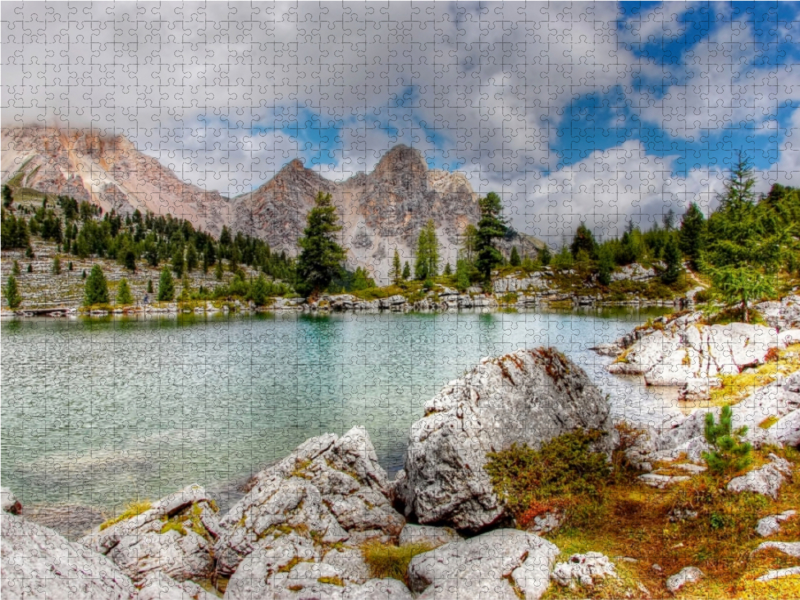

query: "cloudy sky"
left=3, top=1, right=800, bottom=242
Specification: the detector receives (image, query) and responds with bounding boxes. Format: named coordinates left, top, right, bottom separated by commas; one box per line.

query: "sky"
left=3, top=1, right=800, bottom=243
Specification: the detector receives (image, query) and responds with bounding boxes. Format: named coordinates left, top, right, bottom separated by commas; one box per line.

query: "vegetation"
left=157, top=266, right=175, bottom=301
left=361, top=540, right=434, bottom=585
left=702, top=406, right=753, bottom=476
left=475, top=192, right=508, bottom=280
left=5, top=275, right=21, bottom=309
left=83, top=265, right=109, bottom=306
left=295, top=192, right=346, bottom=297
left=116, top=278, right=134, bottom=306
left=414, top=219, right=439, bottom=280
left=99, top=500, right=152, bottom=531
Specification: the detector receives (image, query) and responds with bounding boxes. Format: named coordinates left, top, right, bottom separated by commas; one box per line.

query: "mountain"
left=2, top=127, right=543, bottom=283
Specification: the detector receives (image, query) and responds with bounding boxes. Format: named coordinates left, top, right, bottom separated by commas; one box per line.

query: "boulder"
left=754, top=295, right=800, bottom=329
left=755, top=510, right=796, bottom=537
left=80, top=483, right=218, bottom=584
left=398, top=524, right=460, bottom=547
left=525, top=511, right=564, bottom=535
left=214, top=426, right=404, bottom=576
left=665, top=566, right=704, bottom=593
left=407, top=529, right=559, bottom=600
left=1, top=487, right=22, bottom=514
left=1, top=512, right=137, bottom=600
left=637, top=473, right=690, bottom=489
left=753, top=541, right=800, bottom=558
left=774, top=409, right=800, bottom=447
left=138, top=572, right=217, bottom=600
left=394, top=348, right=615, bottom=530
left=727, top=454, right=793, bottom=499
left=757, top=566, right=800, bottom=582
left=551, top=552, right=618, bottom=589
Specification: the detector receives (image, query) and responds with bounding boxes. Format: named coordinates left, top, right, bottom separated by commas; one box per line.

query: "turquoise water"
left=1, top=308, right=678, bottom=512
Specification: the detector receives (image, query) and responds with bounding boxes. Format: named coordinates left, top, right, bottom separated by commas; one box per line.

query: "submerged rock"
left=407, top=529, right=559, bottom=600
left=395, top=348, right=615, bottom=530
left=727, top=454, right=793, bottom=499
left=214, top=426, right=404, bottom=577
left=80, top=483, right=219, bottom=584
left=1, top=512, right=137, bottom=600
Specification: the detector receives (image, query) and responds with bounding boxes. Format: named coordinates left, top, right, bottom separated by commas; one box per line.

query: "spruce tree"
left=295, top=192, right=346, bottom=297
left=250, top=274, right=269, bottom=306
left=391, top=249, right=403, bottom=284
left=12, top=260, right=20, bottom=276
left=186, top=243, right=198, bottom=272
left=83, top=265, right=109, bottom=306
left=172, top=246, right=184, bottom=277
left=52, top=257, right=62, bottom=275
left=510, top=246, right=521, bottom=267
left=5, top=275, right=21, bottom=309
left=158, top=266, right=175, bottom=301
left=679, top=202, right=706, bottom=269
left=215, top=260, right=224, bottom=281
left=402, top=261, right=411, bottom=280
left=116, top=278, right=134, bottom=305
left=538, top=245, right=551, bottom=266
left=570, top=222, right=598, bottom=258
left=475, top=192, right=507, bottom=280
left=661, top=236, right=682, bottom=284
left=702, top=406, right=752, bottom=476
left=147, top=279, right=154, bottom=294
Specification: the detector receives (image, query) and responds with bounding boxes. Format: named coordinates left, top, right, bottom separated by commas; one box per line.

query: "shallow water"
left=1, top=308, right=680, bottom=514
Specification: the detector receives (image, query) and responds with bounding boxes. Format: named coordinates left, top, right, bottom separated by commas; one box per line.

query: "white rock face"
left=665, top=566, right=704, bottom=593
left=1, top=512, right=137, bottom=600
left=755, top=510, right=796, bottom=537
left=755, top=295, right=800, bottom=329
left=407, top=529, right=559, bottom=600
left=551, top=552, right=618, bottom=589
left=493, top=272, right=550, bottom=293
left=80, top=484, right=218, bottom=584
left=214, top=426, right=404, bottom=576
left=774, top=409, right=800, bottom=447
left=138, top=571, right=217, bottom=600
left=395, top=348, right=615, bottom=531
left=727, top=454, right=793, bottom=499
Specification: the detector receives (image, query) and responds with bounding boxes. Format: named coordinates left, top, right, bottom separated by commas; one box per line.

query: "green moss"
left=361, top=541, right=434, bottom=584
left=317, top=576, right=345, bottom=586
left=758, top=415, right=780, bottom=429
left=99, top=500, right=152, bottom=531
left=160, top=520, right=187, bottom=536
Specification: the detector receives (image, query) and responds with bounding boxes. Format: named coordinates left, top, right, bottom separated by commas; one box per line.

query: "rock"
left=551, top=552, right=618, bottom=589
left=774, top=409, right=800, bottom=447
left=138, top=572, right=217, bottom=600
left=1, top=487, right=22, bottom=514
left=526, top=511, right=564, bottom=535
left=757, top=566, right=800, bottom=582
left=755, top=295, right=800, bottom=329
left=590, top=343, right=623, bottom=357
left=753, top=541, right=800, bottom=558
left=665, top=566, right=704, bottom=593
left=610, top=263, right=656, bottom=283
left=321, top=546, right=371, bottom=584
left=214, top=426, right=404, bottom=576
left=395, top=348, right=615, bottom=530
left=398, top=524, right=460, bottom=547
left=407, top=529, right=559, bottom=600
left=755, top=510, right=797, bottom=537
left=1, top=512, right=137, bottom=600
left=727, top=454, right=793, bottom=499
left=80, top=483, right=218, bottom=584
left=637, top=473, right=690, bottom=489
left=342, top=578, right=414, bottom=600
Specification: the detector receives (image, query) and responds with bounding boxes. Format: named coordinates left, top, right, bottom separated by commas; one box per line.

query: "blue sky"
left=3, top=1, right=800, bottom=239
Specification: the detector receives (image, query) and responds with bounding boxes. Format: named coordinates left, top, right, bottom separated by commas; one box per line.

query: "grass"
left=160, top=519, right=187, bottom=536
left=99, top=500, right=152, bottom=530
left=709, top=343, right=800, bottom=407
left=360, top=541, right=435, bottom=584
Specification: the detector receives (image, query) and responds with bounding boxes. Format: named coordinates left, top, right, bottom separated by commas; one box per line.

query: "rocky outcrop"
left=1, top=512, right=137, bottom=600
left=757, top=566, right=800, bottom=582
left=727, top=454, right=793, bottom=499
left=214, top=426, right=404, bottom=577
left=394, top=348, right=615, bottom=531
left=551, top=552, right=618, bottom=589
left=493, top=271, right=550, bottom=294
left=756, top=510, right=796, bottom=537
left=774, top=409, right=800, bottom=447
left=138, top=572, right=217, bottom=600
left=610, top=263, right=657, bottom=282
left=398, top=524, right=461, bottom=547
left=755, top=296, right=800, bottom=329
left=80, top=484, right=219, bottom=584
left=665, top=566, right=704, bottom=593
left=753, top=541, right=800, bottom=558
left=1, top=487, right=22, bottom=514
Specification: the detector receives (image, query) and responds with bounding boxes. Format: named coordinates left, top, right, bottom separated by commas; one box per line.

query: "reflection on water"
left=2, top=308, right=680, bottom=512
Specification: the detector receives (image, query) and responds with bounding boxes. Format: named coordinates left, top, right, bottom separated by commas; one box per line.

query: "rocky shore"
left=3, top=339, right=799, bottom=599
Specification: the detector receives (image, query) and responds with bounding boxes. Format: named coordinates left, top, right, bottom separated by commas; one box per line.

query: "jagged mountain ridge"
left=2, top=127, right=543, bottom=283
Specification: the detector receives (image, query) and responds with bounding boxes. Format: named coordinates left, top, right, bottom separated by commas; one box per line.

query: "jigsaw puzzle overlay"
left=2, top=2, right=800, bottom=599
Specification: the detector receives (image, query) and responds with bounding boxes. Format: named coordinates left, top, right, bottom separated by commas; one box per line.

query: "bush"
left=702, top=405, right=752, bottom=476
left=484, top=430, right=611, bottom=528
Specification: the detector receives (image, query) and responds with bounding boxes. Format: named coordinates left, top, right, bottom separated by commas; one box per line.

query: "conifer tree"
left=116, top=278, right=134, bottom=305
left=660, top=236, right=682, bottom=284
left=509, top=246, right=521, bottom=267
left=147, top=279, right=154, bottom=294
left=475, top=192, right=507, bottom=280
left=83, top=265, right=109, bottom=306
left=5, top=275, right=21, bottom=309
left=402, top=261, right=411, bottom=280
left=391, top=249, right=403, bottom=284
left=250, top=274, right=269, bottom=306
left=12, top=260, right=20, bottom=276
left=52, top=257, right=62, bottom=275
left=295, top=192, right=346, bottom=296
left=679, top=202, right=706, bottom=269
left=414, top=220, right=439, bottom=280
left=157, top=266, right=175, bottom=301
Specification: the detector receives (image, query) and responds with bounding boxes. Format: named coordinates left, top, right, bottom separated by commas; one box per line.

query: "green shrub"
left=702, top=405, right=753, bottom=476
left=361, top=541, right=433, bottom=584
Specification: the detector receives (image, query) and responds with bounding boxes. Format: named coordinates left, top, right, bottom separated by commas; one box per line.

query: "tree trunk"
left=742, top=297, right=749, bottom=323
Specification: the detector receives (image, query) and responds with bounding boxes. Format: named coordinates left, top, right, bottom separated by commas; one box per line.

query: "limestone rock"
left=727, top=454, right=793, bottom=499
left=757, top=566, right=800, bottom=582
left=1, top=512, right=137, bottom=600
left=395, top=348, right=615, bottom=531
left=637, top=473, right=690, bottom=489
left=755, top=510, right=796, bottom=537
left=341, top=578, right=414, bottom=600
left=398, top=524, right=460, bottom=547
left=1, top=487, right=22, bottom=514
left=753, top=541, right=800, bottom=558
left=138, top=572, right=217, bottom=600
left=214, top=426, right=404, bottom=576
left=80, top=484, right=218, bottom=584
left=321, top=546, right=371, bottom=584
left=754, top=295, right=800, bottom=329
left=526, top=511, right=564, bottom=535
left=774, top=409, right=800, bottom=447
left=665, top=566, right=704, bottom=593
left=408, top=529, right=558, bottom=600
left=551, top=552, right=618, bottom=589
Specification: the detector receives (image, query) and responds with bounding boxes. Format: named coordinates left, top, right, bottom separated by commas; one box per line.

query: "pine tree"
left=475, top=192, right=508, bottom=280
left=679, top=202, right=706, bottom=269
left=444, top=262, right=452, bottom=276
left=12, top=260, right=20, bottom=276
left=455, top=259, right=471, bottom=291
left=509, top=246, right=521, bottom=267
left=538, top=245, right=551, bottom=266
left=172, top=245, right=184, bottom=277
left=68, top=261, right=73, bottom=272
left=390, top=249, right=403, bottom=284
left=116, top=278, right=134, bottom=305
left=661, top=236, right=682, bottom=284
left=5, top=275, right=21, bottom=309
left=295, top=192, right=346, bottom=297
left=702, top=406, right=752, bottom=476
left=83, top=265, right=110, bottom=306
left=597, top=246, right=614, bottom=286
left=2, top=184, right=13, bottom=209
left=402, top=261, right=411, bottom=280
left=215, top=260, right=224, bottom=281
left=414, top=220, right=439, bottom=280
left=52, top=257, right=62, bottom=275
left=147, top=279, right=154, bottom=294
left=250, top=274, right=269, bottom=306
left=570, top=222, right=598, bottom=258
left=158, top=266, right=175, bottom=302
left=186, top=243, right=198, bottom=272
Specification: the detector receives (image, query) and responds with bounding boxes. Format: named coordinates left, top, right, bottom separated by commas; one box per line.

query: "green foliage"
left=485, top=430, right=611, bottom=527
left=147, top=279, right=154, bottom=294
left=116, top=278, right=134, bottom=306
left=12, top=260, right=20, bottom=276
left=455, top=258, right=471, bottom=291
left=296, top=192, right=346, bottom=297
left=661, top=235, right=682, bottom=284
left=1, top=211, right=30, bottom=249
left=538, top=245, right=551, bottom=266
left=391, top=249, right=403, bottom=284
left=414, top=219, right=439, bottom=280
left=711, top=265, right=775, bottom=323
left=51, top=256, right=61, bottom=275
left=552, top=245, right=574, bottom=270
left=702, top=406, right=753, bottom=476
left=83, top=265, right=110, bottom=306
left=2, top=184, right=13, bottom=208
left=570, top=222, right=598, bottom=259
left=680, top=202, right=707, bottom=269
left=402, top=261, right=411, bottom=280
left=597, top=245, right=614, bottom=286
left=443, top=262, right=452, bottom=276
left=475, top=192, right=507, bottom=279
left=361, top=541, right=434, bottom=584
left=509, top=245, right=521, bottom=266
left=5, top=275, right=21, bottom=309
left=171, top=245, right=184, bottom=277
left=100, top=500, right=152, bottom=531
left=250, top=274, right=269, bottom=306
left=157, top=266, right=175, bottom=302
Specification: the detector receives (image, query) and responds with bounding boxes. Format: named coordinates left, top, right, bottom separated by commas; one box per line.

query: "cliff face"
left=3, top=128, right=540, bottom=283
